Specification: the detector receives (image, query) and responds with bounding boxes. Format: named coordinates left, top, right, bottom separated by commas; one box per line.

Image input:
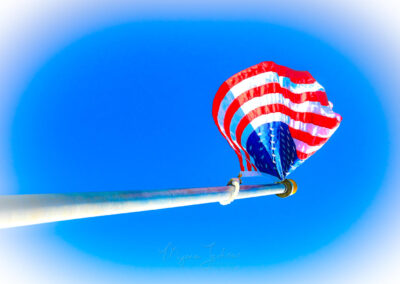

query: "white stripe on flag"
left=292, top=138, right=324, bottom=154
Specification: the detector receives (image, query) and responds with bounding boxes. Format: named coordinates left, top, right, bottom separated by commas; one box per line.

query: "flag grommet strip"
left=220, top=178, right=240, bottom=205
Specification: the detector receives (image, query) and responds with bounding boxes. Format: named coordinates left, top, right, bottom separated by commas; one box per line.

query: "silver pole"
left=0, top=179, right=297, bottom=229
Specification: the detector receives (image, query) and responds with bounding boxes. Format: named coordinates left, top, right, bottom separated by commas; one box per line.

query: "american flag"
left=212, top=61, right=342, bottom=180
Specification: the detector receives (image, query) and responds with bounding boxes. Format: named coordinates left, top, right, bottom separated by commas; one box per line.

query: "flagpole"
left=0, top=179, right=297, bottom=229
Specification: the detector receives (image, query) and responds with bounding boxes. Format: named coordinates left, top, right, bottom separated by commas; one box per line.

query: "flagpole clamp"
left=220, top=178, right=240, bottom=205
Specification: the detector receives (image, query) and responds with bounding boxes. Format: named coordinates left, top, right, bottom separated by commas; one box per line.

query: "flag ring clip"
left=220, top=178, right=240, bottom=205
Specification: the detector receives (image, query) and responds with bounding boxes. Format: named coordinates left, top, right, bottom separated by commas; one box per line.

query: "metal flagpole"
left=0, top=179, right=297, bottom=229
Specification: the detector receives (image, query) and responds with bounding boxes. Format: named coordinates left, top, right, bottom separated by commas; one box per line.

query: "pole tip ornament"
left=276, top=179, right=297, bottom=198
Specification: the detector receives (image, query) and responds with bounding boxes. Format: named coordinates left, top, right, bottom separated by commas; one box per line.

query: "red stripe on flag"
left=222, top=112, right=254, bottom=171
left=212, top=82, right=230, bottom=123
left=212, top=83, right=250, bottom=170
left=213, top=87, right=255, bottom=171
left=227, top=61, right=316, bottom=86
left=296, top=150, right=315, bottom=160
left=218, top=131, right=246, bottom=171
left=288, top=128, right=329, bottom=146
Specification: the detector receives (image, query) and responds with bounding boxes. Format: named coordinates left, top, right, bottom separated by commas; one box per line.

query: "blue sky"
left=9, top=20, right=389, bottom=270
